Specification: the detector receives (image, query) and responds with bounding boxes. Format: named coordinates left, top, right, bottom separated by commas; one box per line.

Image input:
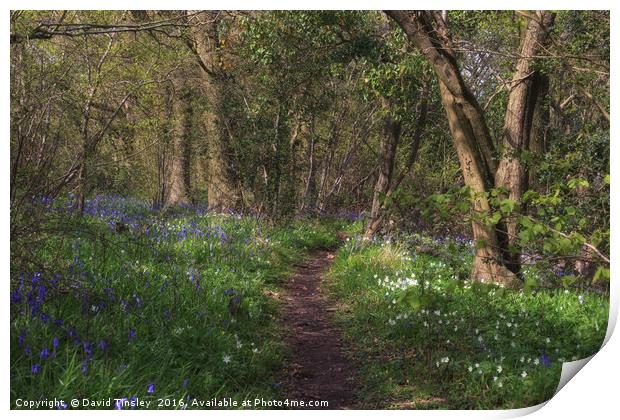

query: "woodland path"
left=280, top=249, right=358, bottom=409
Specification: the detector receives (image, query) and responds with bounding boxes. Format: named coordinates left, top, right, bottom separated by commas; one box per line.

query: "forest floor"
left=280, top=249, right=358, bottom=409
left=9, top=196, right=609, bottom=409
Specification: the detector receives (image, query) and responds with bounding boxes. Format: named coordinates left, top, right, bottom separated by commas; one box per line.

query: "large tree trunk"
left=385, top=10, right=554, bottom=285
left=385, top=11, right=514, bottom=284
left=167, top=86, right=193, bottom=206
left=438, top=81, right=515, bottom=282
left=494, top=11, right=555, bottom=274
left=189, top=11, right=239, bottom=211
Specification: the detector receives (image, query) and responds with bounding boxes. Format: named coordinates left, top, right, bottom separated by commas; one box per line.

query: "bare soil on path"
left=280, top=249, right=358, bottom=410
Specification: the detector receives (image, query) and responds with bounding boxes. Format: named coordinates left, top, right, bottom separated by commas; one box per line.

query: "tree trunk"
left=528, top=73, right=550, bottom=191
left=365, top=104, right=401, bottom=238
left=189, top=11, right=239, bottom=211
left=317, top=113, right=339, bottom=212
left=301, top=116, right=318, bottom=213
left=167, top=86, right=193, bottom=206
left=385, top=11, right=514, bottom=283
left=385, top=10, right=554, bottom=285
left=438, top=81, right=516, bottom=283
left=494, top=11, right=555, bottom=274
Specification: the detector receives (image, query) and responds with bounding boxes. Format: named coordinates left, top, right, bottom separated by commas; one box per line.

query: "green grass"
left=10, top=197, right=341, bottom=409
left=326, top=235, right=609, bottom=409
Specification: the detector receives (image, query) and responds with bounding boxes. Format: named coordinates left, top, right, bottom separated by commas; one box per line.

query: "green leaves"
left=523, top=276, right=538, bottom=293
left=593, top=266, right=610, bottom=283
left=401, top=288, right=434, bottom=312
left=499, top=198, right=516, bottom=214
left=567, top=178, right=590, bottom=190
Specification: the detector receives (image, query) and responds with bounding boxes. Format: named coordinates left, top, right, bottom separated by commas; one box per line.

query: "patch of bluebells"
left=11, top=272, right=58, bottom=320
left=10, top=267, right=122, bottom=377
left=12, top=193, right=293, bottom=405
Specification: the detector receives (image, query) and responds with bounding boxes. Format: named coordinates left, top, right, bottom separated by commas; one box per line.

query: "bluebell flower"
left=115, top=398, right=128, bottom=410
left=10, top=289, right=21, bottom=304
left=81, top=360, right=89, bottom=375
left=540, top=352, right=552, bottom=368
left=223, top=288, right=236, bottom=296
left=83, top=341, right=93, bottom=359
left=40, top=348, right=50, bottom=359
left=98, top=340, right=109, bottom=351
left=38, top=284, right=47, bottom=300
left=31, top=272, right=41, bottom=285
left=128, top=329, right=136, bottom=342
left=182, top=378, right=189, bottom=388
left=147, top=383, right=155, bottom=394
left=31, top=363, right=41, bottom=375
left=51, top=273, right=61, bottom=288
left=55, top=401, right=68, bottom=410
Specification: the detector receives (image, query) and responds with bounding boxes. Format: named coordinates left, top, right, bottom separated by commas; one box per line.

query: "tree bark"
left=385, top=10, right=514, bottom=283
left=385, top=10, right=555, bottom=285
left=438, top=81, right=516, bottom=283
left=189, top=11, right=239, bottom=210
left=167, top=86, right=193, bottom=206
left=365, top=106, right=401, bottom=238
left=364, top=85, right=430, bottom=238
left=528, top=73, right=550, bottom=191
left=494, top=11, right=555, bottom=274
left=301, top=116, right=318, bottom=213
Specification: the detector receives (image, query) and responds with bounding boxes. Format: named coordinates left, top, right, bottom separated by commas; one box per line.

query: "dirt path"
left=280, top=250, right=358, bottom=409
